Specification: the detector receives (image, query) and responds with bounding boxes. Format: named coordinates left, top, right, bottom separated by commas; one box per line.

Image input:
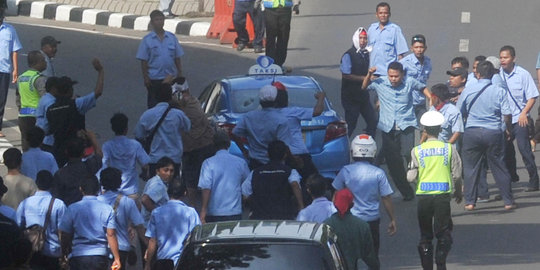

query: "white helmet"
left=420, top=111, right=445, bottom=127
left=351, top=134, right=377, bottom=158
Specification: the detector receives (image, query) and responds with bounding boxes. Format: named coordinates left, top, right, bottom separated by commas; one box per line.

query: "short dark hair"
left=110, top=113, right=128, bottom=135
left=27, top=50, right=43, bottom=67
left=268, top=140, right=288, bottom=161
left=80, top=176, right=100, bottom=195
left=65, top=137, right=85, bottom=159
left=167, top=178, right=184, bottom=199
left=431, top=83, right=450, bottom=101
left=56, top=76, right=77, bottom=97
left=27, top=126, right=45, bottom=148
left=387, top=61, right=404, bottom=73
left=500, top=45, right=516, bottom=57
left=307, top=174, right=327, bottom=198
left=150, top=10, right=165, bottom=19
left=474, top=55, right=486, bottom=63
left=36, top=170, right=54, bottom=190
left=274, top=90, right=288, bottom=108
left=100, top=167, right=122, bottom=191
left=3, top=148, right=22, bottom=170
left=45, top=77, right=60, bottom=93
left=376, top=2, right=390, bottom=12
left=451, top=56, right=469, bottom=69
left=156, top=83, right=172, bottom=102
left=156, top=156, right=175, bottom=170
left=425, top=126, right=441, bottom=137
left=477, top=61, right=494, bottom=79
left=213, top=130, right=230, bottom=150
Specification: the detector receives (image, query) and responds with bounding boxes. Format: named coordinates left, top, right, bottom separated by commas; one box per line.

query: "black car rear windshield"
left=230, top=88, right=320, bottom=113
left=177, top=242, right=333, bottom=270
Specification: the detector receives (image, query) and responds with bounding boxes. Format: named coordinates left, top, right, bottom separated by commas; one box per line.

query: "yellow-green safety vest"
left=263, top=0, right=293, bottom=8
left=414, top=140, right=452, bottom=195
left=17, top=69, right=42, bottom=117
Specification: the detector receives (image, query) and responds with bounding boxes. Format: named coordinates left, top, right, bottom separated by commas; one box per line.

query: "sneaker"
left=494, top=195, right=502, bottom=201
left=476, top=197, right=490, bottom=203
left=464, top=204, right=475, bottom=211
left=236, top=43, right=246, bottom=52
left=254, top=46, right=263, bottom=53
left=504, top=204, right=517, bottom=210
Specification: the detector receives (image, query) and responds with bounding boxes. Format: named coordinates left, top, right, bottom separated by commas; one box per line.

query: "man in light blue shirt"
left=140, top=157, right=173, bottom=226
left=296, top=174, right=336, bottom=223
left=98, top=168, right=147, bottom=269
left=333, top=134, right=395, bottom=259
left=428, top=84, right=463, bottom=144
left=136, top=10, right=184, bottom=108
left=362, top=62, right=431, bottom=201
left=0, top=10, right=22, bottom=137
left=59, top=177, right=121, bottom=270
left=16, top=170, right=66, bottom=269
left=145, top=179, right=200, bottom=268
left=498, top=46, right=539, bottom=191
left=198, top=131, right=250, bottom=223
left=36, top=59, right=104, bottom=150
left=21, top=126, right=58, bottom=181
left=400, top=34, right=432, bottom=123
left=135, top=84, right=191, bottom=176
left=367, top=2, right=408, bottom=76
left=456, top=61, right=515, bottom=210
left=40, top=36, right=60, bottom=78
left=103, top=113, right=150, bottom=197
left=232, top=84, right=293, bottom=169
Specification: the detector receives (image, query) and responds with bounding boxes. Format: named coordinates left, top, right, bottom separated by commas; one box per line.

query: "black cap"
left=41, top=36, right=61, bottom=47
left=411, top=34, right=426, bottom=45
left=446, top=67, right=468, bottom=78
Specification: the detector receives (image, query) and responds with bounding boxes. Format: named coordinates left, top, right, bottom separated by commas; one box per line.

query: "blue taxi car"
left=198, top=57, right=349, bottom=178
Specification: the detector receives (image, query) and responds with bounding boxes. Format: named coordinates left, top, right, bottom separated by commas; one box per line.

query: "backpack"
left=46, top=97, right=85, bottom=165
left=23, top=198, right=55, bottom=252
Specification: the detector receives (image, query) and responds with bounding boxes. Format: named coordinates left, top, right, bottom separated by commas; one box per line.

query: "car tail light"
left=324, top=121, right=348, bottom=142
left=218, top=123, right=248, bottom=144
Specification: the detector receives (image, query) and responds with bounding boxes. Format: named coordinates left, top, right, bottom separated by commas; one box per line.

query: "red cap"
left=272, top=81, right=287, bottom=91
left=334, top=189, right=354, bottom=218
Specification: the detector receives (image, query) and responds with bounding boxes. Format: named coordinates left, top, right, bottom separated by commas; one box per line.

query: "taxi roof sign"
left=248, top=56, right=283, bottom=75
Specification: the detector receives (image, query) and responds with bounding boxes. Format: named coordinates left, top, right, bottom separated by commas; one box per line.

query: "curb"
left=16, top=0, right=211, bottom=36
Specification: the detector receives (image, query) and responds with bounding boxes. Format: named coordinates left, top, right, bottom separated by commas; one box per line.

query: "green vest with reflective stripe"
left=17, top=69, right=41, bottom=117
left=414, top=140, right=452, bottom=195
left=263, top=0, right=293, bottom=8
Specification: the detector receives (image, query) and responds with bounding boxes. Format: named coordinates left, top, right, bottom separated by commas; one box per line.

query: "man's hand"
left=518, top=112, right=528, bottom=127
left=11, top=70, right=18, bottom=84
left=92, top=58, right=103, bottom=72
left=387, top=220, right=397, bottom=236
left=505, top=129, right=514, bottom=141
left=368, top=66, right=377, bottom=75
left=111, top=258, right=121, bottom=270
left=454, top=191, right=463, bottom=204
left=200, top=209, right=207, bottom=224
left=314, top=91, right=325, bottom=100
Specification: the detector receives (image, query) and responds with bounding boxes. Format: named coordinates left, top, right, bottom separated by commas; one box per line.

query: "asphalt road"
left=4, top=0, right=540, bottom=268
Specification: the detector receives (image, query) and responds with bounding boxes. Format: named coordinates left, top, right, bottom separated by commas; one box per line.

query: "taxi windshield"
left=230, top=87, right=320, bottom=113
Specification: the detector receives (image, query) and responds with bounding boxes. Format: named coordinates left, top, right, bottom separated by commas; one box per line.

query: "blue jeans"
left=233, top=1, right=265, bottom=47
left=504, top=123, right=539, bottom=189
left=69, top=255, right=109, bottom=270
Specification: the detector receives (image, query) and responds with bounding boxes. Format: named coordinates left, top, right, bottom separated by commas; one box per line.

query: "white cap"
left=420, top=111, right=445, bottom=127
left=259, top=85, right=278, bottom=102
left=485, top=56, right=501, bottom=70
left=172, top=80, right=189, bottom=94
left=351, top=134, right=377, bottom=158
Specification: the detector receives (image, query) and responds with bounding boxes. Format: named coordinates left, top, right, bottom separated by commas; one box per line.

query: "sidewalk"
left=13, top=0, right=215, bottom=36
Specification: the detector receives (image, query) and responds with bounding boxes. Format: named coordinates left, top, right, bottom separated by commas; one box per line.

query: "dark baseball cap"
left=446, top=67, right=468, bottom=78
left=41, top=36, right=61, bottom=47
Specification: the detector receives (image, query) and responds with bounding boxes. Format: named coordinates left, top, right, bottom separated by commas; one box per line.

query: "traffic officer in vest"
left=340, top=27, right=377, bottom=137
left=263, top=0, right=298, bottom=72
left=407, top=111, right=463, bottom=270
left=17, top=51, right=47, bottom=151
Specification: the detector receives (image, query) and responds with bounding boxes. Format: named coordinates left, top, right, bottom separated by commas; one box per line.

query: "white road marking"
left=461, top=12, right=471, bottom=23
left=459, top=39, right=469, bottom=52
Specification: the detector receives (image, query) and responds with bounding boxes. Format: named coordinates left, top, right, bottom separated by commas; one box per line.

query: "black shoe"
left=254, top=46, right=263, bottom=53
left=525, top=187, right=539, bottom=192
left=237, top=43, right=246, bottom=52
left=494, top=195, right=502, bottom=201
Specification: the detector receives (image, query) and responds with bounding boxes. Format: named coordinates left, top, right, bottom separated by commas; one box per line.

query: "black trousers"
left=18, top=116, right=36, bottom=152
left=233, top=1, right=265, bottom=47
left=146, top=79, right=163, bottom=109
left=264, top=7, right=292, bottom=66
left=341, top=90, right=377, bottom=137
left=367, top=219, right=380, bottom=256
left=29, top=252, right=59, bottom=270
left=504, top=123, right=539, bottom=189
left=381, top=127, right=415, bottom=199
left=0, top=73, right=10, bottom=131
left=417, top=194, right=453, bottom=244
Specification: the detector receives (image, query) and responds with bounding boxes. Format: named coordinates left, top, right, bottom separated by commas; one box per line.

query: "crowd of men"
left=1, top=1, right=540, bottom=270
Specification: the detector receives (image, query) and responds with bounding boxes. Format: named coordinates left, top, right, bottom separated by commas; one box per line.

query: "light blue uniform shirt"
left=400, top=54, right=431, bottom=106
left=136, top=31, right=184, bottom=80
left=135, top=102, right=191, bottom=164
left=98, top=191, right=144, bottom=251
left=367, top=76, right=426, bottom=133
left=141, top=175, right=169, bottom=226
left=0, top=204, right=16, bottom=221
left=36, top=92, right=97, bottom=146
left=332, top=161, right=393, bottom=222
left=296, top=197, right=337, bottom=223
left=0, top=23, right=22, bottom=73
left=465, top=72, right=478, bottom=87
left=40, top=50, right=55, bottom=77
left=500, top=65, right=539, bottom=124
left=102, top=136, right=150, bottom=195
left=233, top=108, right=293, bottom=164
left=145, top=200, right=200, bottom=264
left=21, top=148, right=59, bottom=181
left=429, top=103, right=464, bottom=143
left=280, top=107, right=313, bottom=155
left=537, top=52, right=540, bottom=69
left=242, top=168, right=300, bottom=196
left=367, top=21, right=408, bottom=76
left=457, top=79, right=511, bottom=130
left=58, top=196, right=116, bottom=257
left=198, top=150, right=250, bottom=216
left=16, top=191, right=66, bottom=257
